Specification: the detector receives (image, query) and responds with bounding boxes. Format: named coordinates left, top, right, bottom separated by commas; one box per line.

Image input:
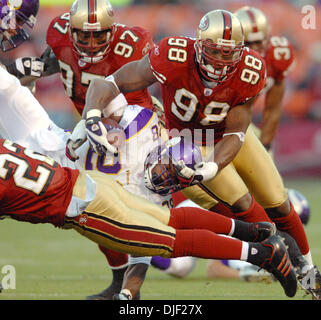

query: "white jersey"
left=0, top=67, right=172, bottom=208
left=74, top=105, right=173, bottom=207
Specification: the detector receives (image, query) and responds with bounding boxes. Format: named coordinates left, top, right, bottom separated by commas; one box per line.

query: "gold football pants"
left=63, top=171, right=176, bottom=258
left=182, top=126, right=287, bottom=210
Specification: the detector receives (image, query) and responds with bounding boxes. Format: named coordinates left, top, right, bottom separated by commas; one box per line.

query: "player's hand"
left=40, top=47, right=61, bottom=77
left=7, top=57, right=45, bottom=78
left=85, top=109, right=118, bottom=155
left=175, top=160, right=218, bottom=188
left=175, top=160, right=201, bottom=188
left=65, top=120, right=87, bottom=161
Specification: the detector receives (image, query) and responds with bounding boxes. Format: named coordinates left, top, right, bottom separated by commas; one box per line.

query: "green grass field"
left=0, top=178, right=320, bottom=300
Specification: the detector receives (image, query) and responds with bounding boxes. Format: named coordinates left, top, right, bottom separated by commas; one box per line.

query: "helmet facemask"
left=144, top=146, right=179, bottom=196
left=68, top=0, right=115, bottom=64
left=70, top=26, right=114, bottom=64
left=195, top=10, right=245, bottom=84
left=195, top=38, right=243, bottom=83
left=144, top=137, right=203, bottom=196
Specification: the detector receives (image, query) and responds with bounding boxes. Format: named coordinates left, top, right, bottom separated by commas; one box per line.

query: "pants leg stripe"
left=64, top=214, right=175, bottom=255
left=86, top=211, right=176, bottom=238
left=198, top=183, right=232, bottom=209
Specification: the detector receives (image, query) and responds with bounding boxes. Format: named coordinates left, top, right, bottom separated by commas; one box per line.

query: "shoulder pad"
left=46, top=13, right=71, bottom=49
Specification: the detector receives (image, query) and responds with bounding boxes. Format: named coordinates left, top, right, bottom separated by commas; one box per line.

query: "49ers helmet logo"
left=199, top=15, right=209, bottom=31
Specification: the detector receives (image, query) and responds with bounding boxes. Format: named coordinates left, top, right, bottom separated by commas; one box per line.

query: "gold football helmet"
left=195, top=10, right=244, bottom=83
left=234, top=6, right=269, bottom=53
left=69, top=0, right=115, bottom=63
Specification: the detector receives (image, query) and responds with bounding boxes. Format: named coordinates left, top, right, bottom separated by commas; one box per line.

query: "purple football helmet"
left=0, top=0, right=39, bottom=52
left=288, top=188, right=310, bottom=225
left=144, top=136, right=202, bottom=195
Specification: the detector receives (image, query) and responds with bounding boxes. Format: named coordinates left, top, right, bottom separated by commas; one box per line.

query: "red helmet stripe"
left=222, top=11, right=232, bottom=40
left=246, top=9, right=258, bottom=33
left=88, top=0, right=97, bottom=24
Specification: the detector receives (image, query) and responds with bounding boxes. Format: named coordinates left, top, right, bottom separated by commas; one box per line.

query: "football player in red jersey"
left=234, top=6, right=295, bottom=151
left=0, top=2, right=299, bottom=301
left=4, top=0, right=156, bottom=300
left=42, top=0, right=154, bottom=115
left=78, top=9, right=316, bottom=278
left=0, top=138, right=298, bottom=299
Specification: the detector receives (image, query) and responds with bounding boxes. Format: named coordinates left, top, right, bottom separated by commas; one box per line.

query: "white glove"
left=85, top=109, right=118, bottom=155
left=194, top=161, right=218, bottom=182
left=175, top=160, right=218, bottom=188
left=65, top=119, right=87, bottom=161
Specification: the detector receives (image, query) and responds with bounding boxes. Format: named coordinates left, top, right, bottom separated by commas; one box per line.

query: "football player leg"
left=233, top=127, right=312, bottom=267
left=65, top=171, right=297, bottom=298
left=86, top=246, right=129, bottom=300
left=113, top=256, right=151, bottom=300
left=232, top=127, right=321, bottom=298
left=180, top=135, right=310, bottom=281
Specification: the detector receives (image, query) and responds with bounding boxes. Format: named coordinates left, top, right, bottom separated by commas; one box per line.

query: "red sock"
left=169, top=207, right=233, bottom=235
left=210, top=202, right=234, bottom=218
left=233, top=196, right=273, bottom=223
left=272, top=203, right=310, bottom=255
left=98, top=245, right=129, bottom=268
left=171, top=229, right=243, bottom=259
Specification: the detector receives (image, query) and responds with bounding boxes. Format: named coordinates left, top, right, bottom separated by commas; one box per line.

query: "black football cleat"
left=259, top=235, right=297, bottom=298
left=86, top=287, right=116, bottom=300
left=249, top=222, right=276, bottom=242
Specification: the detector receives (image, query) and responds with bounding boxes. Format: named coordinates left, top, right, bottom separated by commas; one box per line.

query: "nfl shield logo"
left=204, top=88, right=213, bottom=96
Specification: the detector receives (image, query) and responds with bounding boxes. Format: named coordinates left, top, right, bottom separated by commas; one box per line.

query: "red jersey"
left=0, top=139, right=79, bottom=227
left=149, top=37, right=266, bottom=144
left=46, top=13, right=154, bottom=114
left=264, top=36, right=295, bottom=86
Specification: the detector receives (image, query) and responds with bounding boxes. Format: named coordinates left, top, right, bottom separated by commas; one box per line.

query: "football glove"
left=40, top=47, right=61, bottom=77
left=6, top=57, right=45, bottom=79
left=85, top=109, right=118, bottom=155
left=65, top=119, right=87, bottom=162
left=175, top=160, right=218, bottom=188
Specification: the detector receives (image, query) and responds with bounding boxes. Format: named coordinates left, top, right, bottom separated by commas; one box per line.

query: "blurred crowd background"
left=1, top=0, right=321, bottom=176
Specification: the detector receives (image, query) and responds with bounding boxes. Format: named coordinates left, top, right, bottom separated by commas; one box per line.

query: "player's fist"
left=85, top=109, right=117, bottom=155
left=6, top=57, right=45, bottom=78
left=175, top=160, right=201, bottom=188
left=175, top=160, right=218, bottom=189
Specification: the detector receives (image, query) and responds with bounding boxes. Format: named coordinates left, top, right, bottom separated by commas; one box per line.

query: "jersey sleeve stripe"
left=149, top=64, right=167, bottom=84
left=124, top=109, right=156, bottom=141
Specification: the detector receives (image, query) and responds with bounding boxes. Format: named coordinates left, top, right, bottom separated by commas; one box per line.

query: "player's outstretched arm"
left=83, top=55, right=157, bottom=118
left=5, top=46, right=60, bottom=87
